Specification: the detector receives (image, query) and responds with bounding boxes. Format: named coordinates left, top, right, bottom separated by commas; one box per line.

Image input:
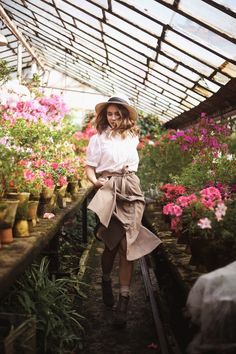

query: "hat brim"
left=95, top=101, right=137, bottom=120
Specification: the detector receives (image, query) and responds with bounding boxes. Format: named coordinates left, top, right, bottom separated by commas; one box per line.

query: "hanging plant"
left=0, top=59, right=13, bottom=86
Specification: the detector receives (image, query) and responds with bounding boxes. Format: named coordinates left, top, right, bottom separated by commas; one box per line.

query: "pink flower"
left=51, top=163, right=59, bottom=170
left=163, top=203, right=182, bottom=217
left=43, top=177, right=54, bottom=188
left=23, top=169, right=35, bottom=181
left=59, top=175, right=67, bottom=186
left=197, top=218, right=212, bottom=229
left=43, top=213, right=55, bottom=219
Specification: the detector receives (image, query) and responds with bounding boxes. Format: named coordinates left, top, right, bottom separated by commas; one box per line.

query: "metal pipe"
left=17, top=42, right=22, bottom=82
left=140, top=256, right=170, bottom=354
left=0, top=4, right=45, bottom=71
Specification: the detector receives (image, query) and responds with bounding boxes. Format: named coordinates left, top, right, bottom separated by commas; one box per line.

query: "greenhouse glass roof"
left=0, top=0, right=236, bottom=124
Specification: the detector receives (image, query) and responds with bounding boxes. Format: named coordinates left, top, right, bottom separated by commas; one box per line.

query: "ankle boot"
left=101, top=279, right=114, bottom=307
left=113, top=294, right=129, bottom=328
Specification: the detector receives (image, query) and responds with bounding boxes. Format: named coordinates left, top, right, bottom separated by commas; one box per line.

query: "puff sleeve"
left=86, top=134, right=101, bottom=167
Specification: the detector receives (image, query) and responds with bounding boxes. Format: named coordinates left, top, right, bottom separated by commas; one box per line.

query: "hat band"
left=108, top=97, right=129, bottom=105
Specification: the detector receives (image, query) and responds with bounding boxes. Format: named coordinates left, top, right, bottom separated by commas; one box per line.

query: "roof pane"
left=108, top=54, right=146, bottom=77
left=54, top=0, right=102, bottom=23
left=148, top=75, right=186, bottom=98
left=1, top=0, right=32, bottom=15
left=150, top=62, right=194, bottom=88
left=74, top=37, right=106, bottom=56
left=105, top=36, right=147, bottom=63
left=125, top=0, right=174, bottom=24
left=105, top=13, right=158, bottom=48
left=103, top=24, right=156, bottom=58
left=73, top=42, right=107, bottom=62
left=163, top=91, right=182, bottom=102
left=58, top=11, right=74, bottom=24
left=169, top=80, right=186, bottom=92
left=186, top=90, right=205, bottom=101
left=171, top=14, right=236, bottom=60
left=221, top=62, right=236, bottom=77
left=181, top=101, right=194, bottom=109
left=166, top=30, right=225, bottom=67
left=107, top=47, right=147, bottom=71
left=149, top=70, right=168, bottom=83
left=73, top=31, right=103, bottom=48
left=179, top=0, right=236, bottom=39
left=27, top=0, right=58, bottom=15
left=194, top=85, right=213, bottom=97
left=109, top=62, right=144, bottom=82
left=162, top=0, right=175, bottom=4
left=89, top=0, right=108, bottom=9
left=2, top=4, right=36, bottom=25
left=211, top=0, right=236, bottom=12
left=73, top=21, right=101, bottom=38
left=176, top=65, right=200, bottom=81
left=112, top=1, right=163, bottom=37
left=198, top=78, right=221, bottom=93
left=66, top=0, right=103, bottom=18
left=27, top=2, right=63, bottom=25
left=158, top=54, right=177, bottom=70
left=35, top=18, right=72, bottom=41
left=213, top=72, right=231, bottom=85
left=161, top=43, right=215, bottom=76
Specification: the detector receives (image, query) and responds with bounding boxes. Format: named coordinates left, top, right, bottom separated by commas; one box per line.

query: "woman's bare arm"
left=85, top=165, right=108, bottom=188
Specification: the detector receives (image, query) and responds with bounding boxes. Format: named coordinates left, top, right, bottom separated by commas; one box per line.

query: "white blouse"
left=86, top=131, right=140, bottom=173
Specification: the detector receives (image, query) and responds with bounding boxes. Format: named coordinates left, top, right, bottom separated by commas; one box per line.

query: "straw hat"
left=95, top=96, right=137, bottom=120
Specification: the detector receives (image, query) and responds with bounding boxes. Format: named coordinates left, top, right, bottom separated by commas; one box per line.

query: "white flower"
left=226, top=154, right=233, bottom=161
left=215, top=202, right=227, bottom=221
left=197, top=218, right=212, bottom=229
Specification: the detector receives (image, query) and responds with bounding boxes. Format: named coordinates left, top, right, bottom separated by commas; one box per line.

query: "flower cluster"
left=162, top=186, right=225, bottom=234
left=160, top=183, right=186, bottom=202
left=1, top=94, right=69, bottom=126
left=72, top=123, right=96, bottom=154
left=168, top=114, right=230, bottom=155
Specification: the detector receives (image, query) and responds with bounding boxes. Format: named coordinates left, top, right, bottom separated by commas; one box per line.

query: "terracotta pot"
left=0, top=227, right=13, bottom=244
left=0, top=201, right=8, bottom=227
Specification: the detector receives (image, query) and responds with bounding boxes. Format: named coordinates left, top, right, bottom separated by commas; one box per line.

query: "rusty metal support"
left=140, top=256, right=171, bottom=354
left=82, top=197, right=88, bottom=243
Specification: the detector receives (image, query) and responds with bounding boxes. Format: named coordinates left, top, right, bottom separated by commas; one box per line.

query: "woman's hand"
left=94, top=177, right=108, bottom=188
left=86, top=165, right=108, bottom=189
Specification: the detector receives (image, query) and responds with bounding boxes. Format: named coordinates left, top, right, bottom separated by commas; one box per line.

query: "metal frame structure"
left=0, top=0, right=236, bottom=124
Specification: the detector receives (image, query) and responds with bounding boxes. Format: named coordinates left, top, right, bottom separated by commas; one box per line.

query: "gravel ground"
left=79, top=239, right=160, bottom=354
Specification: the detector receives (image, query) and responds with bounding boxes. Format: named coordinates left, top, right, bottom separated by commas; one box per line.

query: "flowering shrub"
left=72, top=123, right=96, bottom=155
left=0, top=86, right=89, bottom=195
left=138, top=113, right=233, bottom=194
left=1, top=94, right=69, bottom=125
left=168, top=114, right=230, bottom=155
left=162, top=185, right=235, bottom=240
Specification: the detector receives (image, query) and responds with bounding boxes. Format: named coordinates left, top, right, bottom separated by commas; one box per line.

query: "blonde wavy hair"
left=95, top=104, right=139, bottom=138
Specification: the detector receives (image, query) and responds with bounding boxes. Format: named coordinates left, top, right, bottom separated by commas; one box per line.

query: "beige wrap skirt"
left=88, top=171, right=161, bottom=261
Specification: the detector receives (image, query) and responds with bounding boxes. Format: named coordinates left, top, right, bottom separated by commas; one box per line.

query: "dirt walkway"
left=79, top=239, right=159, bottom=354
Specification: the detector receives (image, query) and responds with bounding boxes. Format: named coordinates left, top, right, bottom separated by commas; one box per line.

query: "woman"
left=85, top=95, right=161, bottom=327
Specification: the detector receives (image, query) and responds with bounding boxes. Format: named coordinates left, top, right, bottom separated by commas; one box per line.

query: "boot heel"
left=113, top=294, right=129, bottom=328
